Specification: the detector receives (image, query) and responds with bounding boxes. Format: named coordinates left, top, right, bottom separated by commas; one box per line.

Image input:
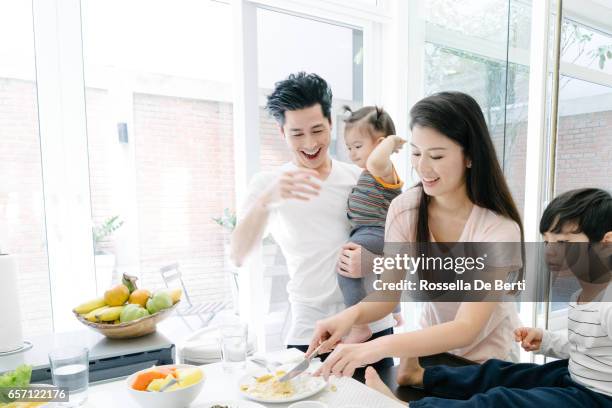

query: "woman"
left=308, top=92, right=524, bottom=385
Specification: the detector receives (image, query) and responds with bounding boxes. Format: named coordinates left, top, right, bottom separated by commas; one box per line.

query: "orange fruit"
left=129, top=289, right=151, bottom=307
left=131, top=370, right=166, bottom=391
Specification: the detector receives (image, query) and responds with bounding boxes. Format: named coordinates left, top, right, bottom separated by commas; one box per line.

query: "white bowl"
left=126, top=364, right=204, bottom=408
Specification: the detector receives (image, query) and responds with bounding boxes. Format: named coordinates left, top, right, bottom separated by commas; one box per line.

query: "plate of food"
left=238, top=371, right=326, bottom=403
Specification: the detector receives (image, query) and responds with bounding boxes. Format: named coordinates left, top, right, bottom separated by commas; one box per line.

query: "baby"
left=338, top=106, right=405, bottom=343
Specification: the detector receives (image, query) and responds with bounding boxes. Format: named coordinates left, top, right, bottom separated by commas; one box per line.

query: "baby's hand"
left=390, top=135, right=406, bottom=153
left=513, top=327, right=543, bottom=352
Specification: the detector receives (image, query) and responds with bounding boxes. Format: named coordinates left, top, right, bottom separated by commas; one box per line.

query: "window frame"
left=32, top=0, right=97, bottom=332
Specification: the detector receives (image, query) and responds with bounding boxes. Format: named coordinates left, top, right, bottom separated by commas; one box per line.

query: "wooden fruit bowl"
left=73, top=301, right=180, bottom=339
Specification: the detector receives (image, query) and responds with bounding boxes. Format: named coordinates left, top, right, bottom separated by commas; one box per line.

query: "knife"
left=277, top=343, right=324, bottom=383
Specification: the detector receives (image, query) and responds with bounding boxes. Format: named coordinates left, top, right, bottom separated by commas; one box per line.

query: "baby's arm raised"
left=366, top=135, right=405, bottom=184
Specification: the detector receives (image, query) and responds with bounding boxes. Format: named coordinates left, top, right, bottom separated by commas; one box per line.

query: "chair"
left=159, top=262, right=231, bottom=326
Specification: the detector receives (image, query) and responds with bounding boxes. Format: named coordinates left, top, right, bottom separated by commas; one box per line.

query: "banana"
left=96, top=306, right=125, bottom=322
left=155, top=288, right=182, bottom=305
left=165, top=288, right=182, bottom=304
left=74, top=297, right=106, bottom=314
left=85, top=306, right=108, bottom=322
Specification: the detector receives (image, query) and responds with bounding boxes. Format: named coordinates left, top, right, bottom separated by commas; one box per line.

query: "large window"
left=545, top=16, right=612, bottom=332
left=0, top=0, right=52, bottom=337
left=3, top=0, right=385, bottom=346
left=413, top=0, right=532, bottom=336
left=256, top=9, right=364, bottom=170
left=81, top=0, right=235, bottom=305
left=423, top=0, right=532, bottom=217
left=253, top=8, right=366, bottom=349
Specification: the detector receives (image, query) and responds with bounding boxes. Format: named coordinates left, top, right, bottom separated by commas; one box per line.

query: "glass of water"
left=48, top=347, right=89, bottom=407
left=220, top=323, right=248, bottom=372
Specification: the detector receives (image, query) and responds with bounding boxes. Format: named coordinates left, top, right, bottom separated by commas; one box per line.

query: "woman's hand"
left=513, top=327, right=543, bottom=352
left=306, top=307, right=359, bottom=357
left=314, top=342, right=383, bottom=380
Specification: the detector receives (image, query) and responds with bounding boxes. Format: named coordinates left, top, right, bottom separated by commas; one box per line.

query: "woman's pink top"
left=385, top=187, right=522, bottom=362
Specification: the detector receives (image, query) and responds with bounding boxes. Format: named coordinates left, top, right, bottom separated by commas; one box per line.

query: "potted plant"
left=212, top=208, right=237, bottom=234
left=92, top=216, right=124, bottom=294
left=212, top=208, right=278, bottom=266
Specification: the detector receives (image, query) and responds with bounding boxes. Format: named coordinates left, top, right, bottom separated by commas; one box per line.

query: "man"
left=230, top=72, right=394, bottom=370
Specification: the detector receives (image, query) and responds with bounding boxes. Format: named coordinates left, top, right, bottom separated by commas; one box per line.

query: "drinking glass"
left=48, top=347, right=89, bottom=407
left=220, top=323, right=248, bottom=372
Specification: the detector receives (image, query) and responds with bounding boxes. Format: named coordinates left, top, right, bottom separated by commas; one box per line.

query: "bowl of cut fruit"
left=126, top=364, right=205, bottom=408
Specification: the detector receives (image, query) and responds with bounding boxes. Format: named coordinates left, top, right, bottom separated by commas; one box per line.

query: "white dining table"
left=82, top=361, right=406, bottom=408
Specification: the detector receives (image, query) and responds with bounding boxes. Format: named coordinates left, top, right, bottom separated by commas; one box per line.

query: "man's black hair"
left=540, top=188, right=612, bottom=242
left=265, top=72, right=333, bottom=126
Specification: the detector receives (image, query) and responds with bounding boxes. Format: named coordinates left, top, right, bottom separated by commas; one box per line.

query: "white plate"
left=196, top=401, right=266, bottom=408
left=238, top=374, right=327, bottom=404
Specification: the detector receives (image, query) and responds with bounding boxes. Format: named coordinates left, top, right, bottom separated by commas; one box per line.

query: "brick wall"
left=86, top=87, right=118, bottom=256
left=496, top=110, right=612, bottom=222
left=491, top=110, right=612, bottom=223
left=0, top=78, right=53, bottom=337
left=130, top=93, right=235, bottom=301
left=260, top=109, right=291, bottom=171
left=556, top=111, right=612, bottom=194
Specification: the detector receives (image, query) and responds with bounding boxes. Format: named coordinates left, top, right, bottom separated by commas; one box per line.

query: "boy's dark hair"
left=265, top=72, right=333, bottom=126
left=540, top=188, right=612, bottom=242
left=342, top=106, right=396, bottom=139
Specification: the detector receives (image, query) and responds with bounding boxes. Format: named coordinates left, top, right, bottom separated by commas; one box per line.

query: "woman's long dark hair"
left=411, top=92, right=524, bottom=288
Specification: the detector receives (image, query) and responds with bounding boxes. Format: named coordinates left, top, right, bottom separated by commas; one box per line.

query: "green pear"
left=146, top=292, right=173, bottom=314
left=120, top=303, right=150, bottom=323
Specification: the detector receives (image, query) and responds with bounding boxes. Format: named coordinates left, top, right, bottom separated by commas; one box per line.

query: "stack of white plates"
left=178, top=326, right=256, bottom=365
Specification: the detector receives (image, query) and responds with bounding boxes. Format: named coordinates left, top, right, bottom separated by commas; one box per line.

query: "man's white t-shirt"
left=240, top=159, right=394, bottom=345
